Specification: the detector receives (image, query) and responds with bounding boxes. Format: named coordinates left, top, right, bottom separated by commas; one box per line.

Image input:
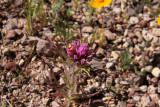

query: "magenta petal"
left=83, top=48, right=88, bottom=56
left=77, top=47, right=83, bottom=54
left=74, top=55, right=78, bottom=59
left=88, top=52, right=95, bottom=57
left=86, top=61, right=89, bottom=64
left=77, top=45, right=88, bottom=57
left=80, top=59, right=86, bottom=65
left=77, top=41, right=80, bottom=47
left=81, top=43, right=87, bottom=47
left=66, top=46, right=71, bottom=56
left=71, top=43, right=77, bottom=50
left=88, top=54, right=93, bottom=58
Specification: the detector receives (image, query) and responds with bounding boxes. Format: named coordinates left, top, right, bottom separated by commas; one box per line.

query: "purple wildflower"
left=66, top=41, right=94, bottom=66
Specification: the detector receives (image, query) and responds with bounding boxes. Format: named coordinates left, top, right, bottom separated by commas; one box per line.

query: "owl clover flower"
left=66, top=41, right=94, bottom=66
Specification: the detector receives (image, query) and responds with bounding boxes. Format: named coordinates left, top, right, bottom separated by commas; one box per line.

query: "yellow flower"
left=158, top=16, right=160, bottom=26
left=89, top=0, right=112, bottom=8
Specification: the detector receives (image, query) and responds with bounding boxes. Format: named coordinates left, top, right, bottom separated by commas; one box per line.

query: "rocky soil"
left=0, top=0, right=160, bottom=107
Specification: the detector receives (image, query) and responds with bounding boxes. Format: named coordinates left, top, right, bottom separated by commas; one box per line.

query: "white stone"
left=135, top=45, right=141, bottom=51
left=151, top=67, right=160, bottom=78
left=104, top=30, right=116, bottom=41
left=123, top=42, right=129, bottom=48
left=142, top=29, right=148, bottom=36
left=158, top=100, right=160, bottom=107
left=129, top=47, right=133, bottom=53
left=59, top=77, right=65, bottom=85
left=150, top=21, right=157, bottom=27
left=148, top=85, right=157, bottom=94
left=101, top=83, right=106, bottom=89
left=150, top=94, right=159, bottom=101
left=133, top=96, right=140, bottom=101
left=51, top=101, right=60, bottom=107
left=135, top=55, right=142, bottom=62
left=129, top=17, right=139, bottom=23
left=141, top=95, right=150, bottom=107
left=152, top=28, right=160, bottom=36
left=82, top=26, right=93, bottom=33
left=124, top=29, right=128, bottom=36
left=31, top=56, right=37, bottom=62
left=140, top=85, right=147, bottom=92
left=113, top=36, right=122, bottom=44
left=113, top=8, right=121, bottom=14
left=2, top=48, right=9, bottom=54
left=143, top=13, right=150, bottom=20
left=82, top=33, right=90, bottom=37
left=102, top=97, right=108, bottom=101
left=111, top=51, right=119, bottom=60
left=19, top=59, right=25, bottom=66
left=106, top=62, right=114, bottom=69
left=144, top=65, right=153, bottom=72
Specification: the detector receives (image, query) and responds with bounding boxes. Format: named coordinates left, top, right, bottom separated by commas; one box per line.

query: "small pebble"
left=144, top=65, right=153, bottom=72
left=133, top=96, right=140, bottom=101
left=19, top=59, right=25, bottom=66
left=140, top=85, right=147, bottom=92
left=141, top=94, right=150, bottom=107
left=129, top=17, right=139, bottom=23
left=150, top=94, right=159, bottom=101
left=106, top=62, right=114, bottom=69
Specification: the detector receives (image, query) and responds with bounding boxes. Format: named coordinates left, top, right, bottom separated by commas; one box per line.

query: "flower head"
left=89, top=0, right=112, bottom=8
left=66, top=41, right=94, bottom=66
left=158, top=16, right=160, bottom=26
left=77, top=43, right=88, bottom=57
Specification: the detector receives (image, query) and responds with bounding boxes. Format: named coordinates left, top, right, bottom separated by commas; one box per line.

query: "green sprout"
left=119, top=49, right=134, bottom=71
left=24, top=0, right=47, bottom=35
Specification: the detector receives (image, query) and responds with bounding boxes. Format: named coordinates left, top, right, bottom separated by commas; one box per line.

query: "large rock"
left=20, top=36, right=54, bottom=56
left=82, top=26, right=93, bottom=33
left=36, top=39, right=53, bottom=57
left=96, top=47, right=104, bottom=57
left=90, top=58, right=101, bottom=68
left=127, top=8, right=136, bottom=17
left=17, top=18, right=27, bottom=28
left=103, top=30, right=116, bottom=41
left=5, top=21, right=17, bottom=30
left=6, top=30, right=17, bottom=39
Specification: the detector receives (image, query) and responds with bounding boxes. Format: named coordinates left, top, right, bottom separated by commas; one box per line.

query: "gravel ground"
left=0, top=0, right=160, bottom=107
